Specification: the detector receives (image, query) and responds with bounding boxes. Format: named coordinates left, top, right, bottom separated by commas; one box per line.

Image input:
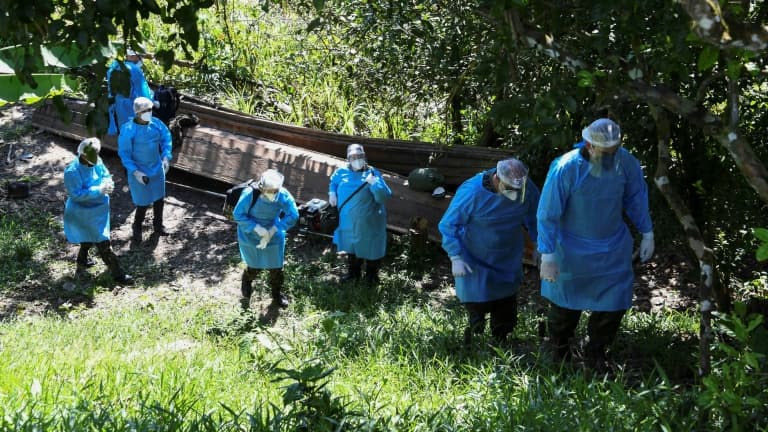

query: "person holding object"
left=118, top=96, right=173, bottom=243
left=106, top=48, right=158, bottom=136
left=63, top=138, right=132, bottom=285
left=234, top=169, right=299, bottom=309
left=328, top=144, right=392, bottom=284
left=537, top=118, right=654, bottom=369
left=438, top=158, right=540, bottom=346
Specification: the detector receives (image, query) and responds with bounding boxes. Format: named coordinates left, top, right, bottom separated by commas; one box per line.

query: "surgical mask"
left=350, top=159, right=366, bottom=171
left=140, top=112, right=152, bottom=122
left=262, top=191, right=278, bottom=202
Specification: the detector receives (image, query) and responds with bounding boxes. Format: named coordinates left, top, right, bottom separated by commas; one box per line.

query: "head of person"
left=347, top=144, right=367, bottom=172
left=258, top=169, right=284, bottom=202
left=77, top=137, right=101, bottom=167
left=582, top=118, right=621, bottom=175
left=125, top=48, right=142, bottom=65
left=495, top=158, right=528, bottom=203
left=134, top=97, right=154, bottom=123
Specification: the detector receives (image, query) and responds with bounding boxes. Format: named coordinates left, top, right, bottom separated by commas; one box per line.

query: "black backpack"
left=223, top=180, right=261, bottom=220
left=153, top=85, right=180, bottom=125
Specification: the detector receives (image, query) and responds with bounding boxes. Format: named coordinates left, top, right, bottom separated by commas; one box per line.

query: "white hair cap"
left=346, top=143, right=365, bottom=157
left=259, top=169, right=284, bottom=190
left=77, top=137, right=101, bottom=156
left=126, top=48, right=139, bottom=57
left=582, top=118, right=621, bottom=148
left=133, top=96, right=154, bottom=114
left=496, top=158, right=528, bottom=189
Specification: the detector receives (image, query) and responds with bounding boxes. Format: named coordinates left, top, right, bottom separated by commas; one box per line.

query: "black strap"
left=338, top=172, right=372, bottom=211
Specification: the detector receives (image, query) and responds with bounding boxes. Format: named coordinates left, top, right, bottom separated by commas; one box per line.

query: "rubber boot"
left=153, top=199, right=169, bottom=236
left=75, top=243, right=93, bottom=277
left=269, top=268, right=289, bottom=308
left=365, top=259, right=381, bottom=285
left=240, top=268, right=257, bottom=310
left=133, top=206, right=148, bottom=242
left=97, top=241, right=133, bottom=285
left=340, top=254, right=362, bottom=282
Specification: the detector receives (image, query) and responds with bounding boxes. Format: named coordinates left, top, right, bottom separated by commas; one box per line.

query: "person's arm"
left=276, top=190, right=300, bottom=231
left=536, top=159, right=568, bottom=254
left=232, top=187, right=258, bottom=233
left=365, top=168, right=392, bottom=204
left=158, top=121, right=173, bottom=161
left=438, top=183, right=473, bottom=258
left=64, top=167, right=102, bottom=202
left=524, top=178, right=541, bottom=245
left=622, top=153, right=653, bottom=234
left=328, top=168, right=340, bottom=206
left=117, top=125, right=139, bottom=174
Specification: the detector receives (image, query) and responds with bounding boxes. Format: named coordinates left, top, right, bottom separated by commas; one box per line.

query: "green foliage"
left=701, top=303, right=768, bottom=430
left=0, top=210, right=58, bottom=291
left=754, top=228, right=768, bottom=262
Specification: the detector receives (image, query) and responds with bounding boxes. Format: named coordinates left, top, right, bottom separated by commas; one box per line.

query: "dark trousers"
left=76, top=241, right=124, bottom=278
left=547, top=301, right=626, bottom=355
left=344, top=254, right=381, bottom=283
left=132, top=199, right=165, bottom=240
left=241, top=267, right=284, bottom=300
left=463, top=295, right=518, bottom=344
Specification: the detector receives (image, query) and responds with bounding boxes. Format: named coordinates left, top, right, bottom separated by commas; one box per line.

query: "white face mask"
left=350, top=159, right=366, bottom=171
left=140, top=112, right=152, bottom=122
left=262, top=191, right=278, bottom=202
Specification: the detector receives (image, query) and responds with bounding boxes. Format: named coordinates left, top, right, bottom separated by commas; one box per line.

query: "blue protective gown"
left=106, top=60, right=155, bottom=136
left=439, top=169, right=540, bottom=303
left=117, top=118, right=172, bottom=206
left=329, top=166, right=392, bottom=260
left=234, top=187, right=299, bottom=269
left=537, top=147, right=652, bottom=311
left=63, top=157, right=112, bottom=244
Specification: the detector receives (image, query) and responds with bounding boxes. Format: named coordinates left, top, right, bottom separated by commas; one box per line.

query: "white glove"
left=253, top=224, right=268, bottom=237
left=640, top=232, right=655, bottom=263
left=257, top=236, right=269, bottom=249
left=328, top=192, right=337, bottom=207
left=162, top=158, right=170, bottom=174
left=364, top=172, right=376, bottom=185
left=540, top=253, right=559, bottom=282
left=153, top=100, right=160, bottom=109
left=133, top=170, right=148, bottom=185
left=99, top=180, right=114, bottom=195
left=450, top=256, right=473, bottom=277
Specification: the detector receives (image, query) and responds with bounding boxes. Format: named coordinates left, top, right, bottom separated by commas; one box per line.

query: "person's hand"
left=162, top=158, right=170, bottom=174
left=640, top=232, right=655, bottom=263
left=99, top=180, right=114, bottom=195
left=450, top=256, right=473, bottom=277
left=253, top=224, right=268, bottom=237
left=540, top=253, right=559, bottom=282
left=257, top=236, right=269, bottom=249
left=133, top=170, right=148, bottom=185
left=364, top=172, right=376, bottom=185
left=328, top=192, right=337, bottom=207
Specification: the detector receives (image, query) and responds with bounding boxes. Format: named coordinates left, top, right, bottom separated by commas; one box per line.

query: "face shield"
left=587, top=144, right=621, bottom=177
left=347, top=144, right=367, bottom=171
left=77, top=138, right=101, bottom=166
left=496, top=159, right=528, bottom=203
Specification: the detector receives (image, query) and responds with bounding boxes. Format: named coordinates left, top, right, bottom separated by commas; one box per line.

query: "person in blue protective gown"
left=537, top=118, right=654, bottom=368
left=328, top=144, right=392, bottom=284
left=106, top=48, right=157, bottom=136
left=234, top=169, right=299, bottom=309
left=118, top=96, right=173, bottom=243
left=63, top=138, right=132, bottom=285
left=439, top=158, right=540, bottom=346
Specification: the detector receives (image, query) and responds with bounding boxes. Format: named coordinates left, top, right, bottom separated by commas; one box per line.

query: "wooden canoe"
left=31, top=98, right=453, bottom=242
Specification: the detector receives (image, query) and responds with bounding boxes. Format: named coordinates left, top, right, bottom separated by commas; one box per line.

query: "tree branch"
left=679, top=0, right=768, bottom=52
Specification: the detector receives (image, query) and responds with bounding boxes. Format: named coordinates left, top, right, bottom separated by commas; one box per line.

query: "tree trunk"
left=649, top=105, right=717, bottom=376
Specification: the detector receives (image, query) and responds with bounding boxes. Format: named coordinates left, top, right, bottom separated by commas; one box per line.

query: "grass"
left=2, top=208, right=753, bottom=431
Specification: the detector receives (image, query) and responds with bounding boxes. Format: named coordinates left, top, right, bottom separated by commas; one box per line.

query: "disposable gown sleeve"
left=366, top=168, right=392, bottom=204
left=157, top=121, right=173, bottom=161
left=536, top=159, right=569, bottom=254
left=275, top=191, right=299, bottom=232
left=64, top=166, right=102, bottom=202
left=131, top=65, right=154, bottom=101
left=438, top=182, right=474, bottom=258
left=622, top=155, right=653, bottom=233
left=117, top=126, right=139, bottom=174
left=232, top=187, right=258, bottom=233
left=524, top=179, right=541, bottom=245
left=329, top=169, right=340, bottom=196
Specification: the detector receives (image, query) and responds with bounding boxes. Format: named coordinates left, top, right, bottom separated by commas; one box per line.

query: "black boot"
left=152, top=199, right=169, bottom=236
left=269, top=269, right=289, bottom=308
left=241, top=268, right=257, bottom=310
left=97, top=241, right=133, bottom=285
left=132, top=206, right=148, bottom=242
left=75, top=243, right=93, bottom=277
left=340, top=254, right=362, bottom=282
left=365, top=259, right=381, bottom=285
